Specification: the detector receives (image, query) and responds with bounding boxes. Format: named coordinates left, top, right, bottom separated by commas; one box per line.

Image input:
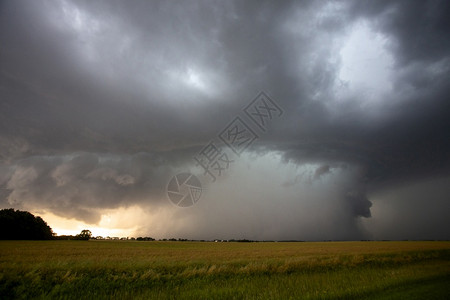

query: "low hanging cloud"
left=1, top=0, right=449, bottom=239
left=313, top=165, right=331, bottom=180
left=4, top=152, right=185, bottom=223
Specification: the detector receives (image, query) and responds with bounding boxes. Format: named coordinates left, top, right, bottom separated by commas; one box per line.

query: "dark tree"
left=0, top=208, right=54, bottom=240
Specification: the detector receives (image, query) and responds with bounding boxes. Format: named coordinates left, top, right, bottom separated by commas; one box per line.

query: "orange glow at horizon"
left=31, top=207, right=146, bottom=238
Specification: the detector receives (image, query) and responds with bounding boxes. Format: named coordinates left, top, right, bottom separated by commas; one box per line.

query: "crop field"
left=0, top=241, right=449, bottom=299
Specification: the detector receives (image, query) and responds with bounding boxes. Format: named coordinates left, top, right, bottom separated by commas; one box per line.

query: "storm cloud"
left=1, top=0, right=449, bottom=240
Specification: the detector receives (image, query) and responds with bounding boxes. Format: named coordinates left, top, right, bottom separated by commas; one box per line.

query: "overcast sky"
left=1, top=0, right=449, bottom=240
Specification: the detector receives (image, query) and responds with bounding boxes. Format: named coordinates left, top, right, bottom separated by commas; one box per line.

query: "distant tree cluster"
left=76, top=229, right=92, bottom=240
left=0, top=208, right=54, bottom=240
left=136, top=237, right=155, bottom=241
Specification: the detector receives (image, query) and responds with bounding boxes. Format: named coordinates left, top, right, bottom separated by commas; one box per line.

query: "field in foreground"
left=0, top=241, right=449, bottom=299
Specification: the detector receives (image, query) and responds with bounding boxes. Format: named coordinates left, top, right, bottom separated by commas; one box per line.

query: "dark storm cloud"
left=342, top=0, right=450, bottom=182
left=350, top=0, right=450, bottom=65
left=0, top=0, right=234, bottom=156
left=272, top=0, right=450, bottom=186
left=1, top=0, right=449, bottom=239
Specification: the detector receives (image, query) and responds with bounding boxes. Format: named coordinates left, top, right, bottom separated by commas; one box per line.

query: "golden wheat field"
left=1, top=240, right=449, bottom=299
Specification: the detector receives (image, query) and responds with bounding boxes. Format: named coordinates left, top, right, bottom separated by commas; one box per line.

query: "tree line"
left=0, top=208, right=268, bottom=242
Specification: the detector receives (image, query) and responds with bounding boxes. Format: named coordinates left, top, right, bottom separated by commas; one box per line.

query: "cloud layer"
left=1, top=0, right=449, bottom=239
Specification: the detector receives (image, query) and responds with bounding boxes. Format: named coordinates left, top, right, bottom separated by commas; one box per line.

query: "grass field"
left=0, top=241, right=449, bottom=299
